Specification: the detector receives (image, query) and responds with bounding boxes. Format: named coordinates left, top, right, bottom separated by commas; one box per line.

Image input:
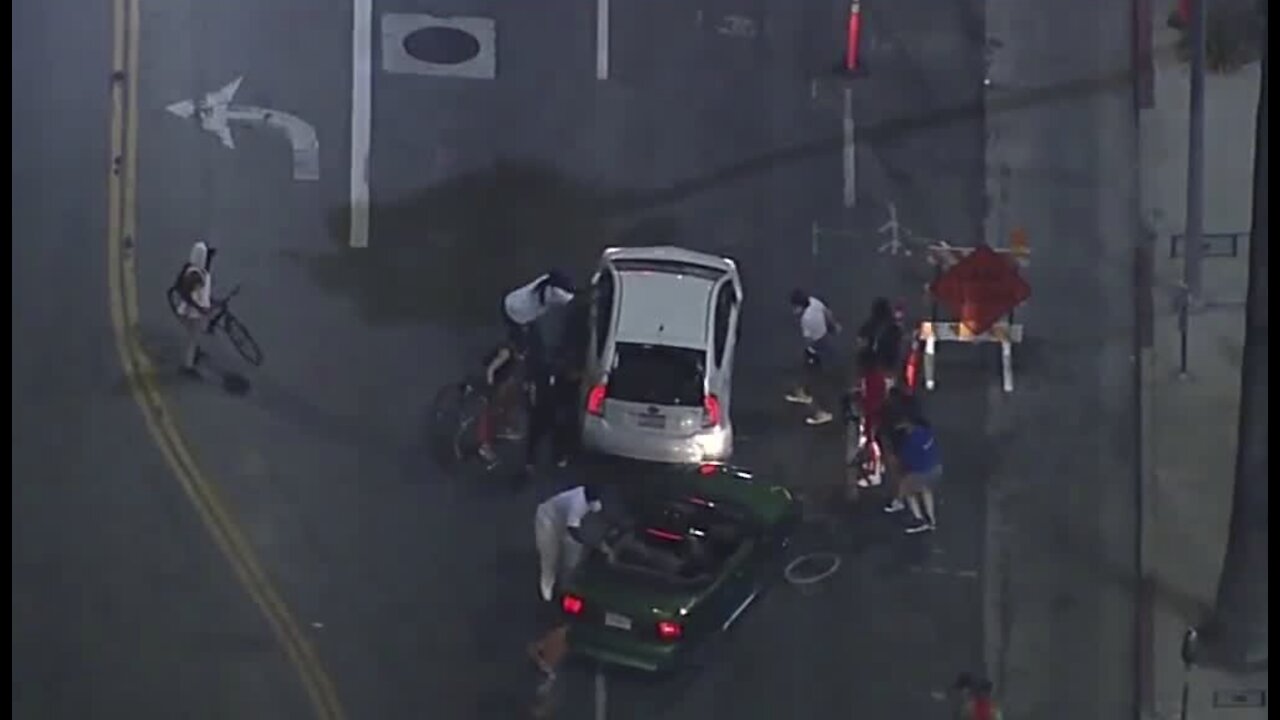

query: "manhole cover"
left=404, top=27, right=481, bottom=65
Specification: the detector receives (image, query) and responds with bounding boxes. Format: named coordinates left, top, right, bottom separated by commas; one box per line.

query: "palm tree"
left=1196, top=23, right=1268, bottom=669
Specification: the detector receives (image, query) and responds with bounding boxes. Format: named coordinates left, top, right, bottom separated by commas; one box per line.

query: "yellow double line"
left=106, top=1, right=345, bottom=717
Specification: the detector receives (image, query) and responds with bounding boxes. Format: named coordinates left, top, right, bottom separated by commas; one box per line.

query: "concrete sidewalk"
left=1138, top=1, right=1268, bottom=718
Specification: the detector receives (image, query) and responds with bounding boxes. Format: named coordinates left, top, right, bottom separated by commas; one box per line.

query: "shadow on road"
left=300, top=48, right=1170, bottom=330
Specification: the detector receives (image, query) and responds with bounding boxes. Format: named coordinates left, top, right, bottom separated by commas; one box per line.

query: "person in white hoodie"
left=501, top=270, right=575, bottom=361
left=173, top=240, right=216, bottom=376
left=533, top=484, right=602, bottom=602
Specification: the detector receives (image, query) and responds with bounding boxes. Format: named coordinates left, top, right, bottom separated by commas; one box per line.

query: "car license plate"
left=636, top=414, right=666, bottom=429
left=604, top=612, right=633, bottom=631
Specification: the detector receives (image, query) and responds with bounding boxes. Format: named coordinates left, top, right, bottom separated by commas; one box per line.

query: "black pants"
left=527, top=375, right=575, bottom=466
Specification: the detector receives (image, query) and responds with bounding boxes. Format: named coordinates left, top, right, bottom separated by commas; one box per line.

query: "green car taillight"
left=562, top=593, right=585, bottom=616
left=656, top=620, right=683, bottom=642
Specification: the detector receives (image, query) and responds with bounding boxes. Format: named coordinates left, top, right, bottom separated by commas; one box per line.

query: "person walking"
left=785, top=289, right=842, bottom=425
left=172, top=240, right=216, bottom=377
left=533, top=484, right=603, bottom=602
left=856, top=297, right=904, bottom=376
left=885, top=411, right=942, bottom=533
left=527, top=624, right=569, bottom=718
left=847, top=349, right=891, bottom=490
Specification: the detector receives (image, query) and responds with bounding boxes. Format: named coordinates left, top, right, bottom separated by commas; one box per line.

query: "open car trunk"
left=569, top=496, right=755, bottom=618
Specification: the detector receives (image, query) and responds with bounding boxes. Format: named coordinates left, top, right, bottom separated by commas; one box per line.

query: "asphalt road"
left=16, top=0, right=1005, bottom=717
left=980, top=0, right=1142, bottom=714
left=11, top=1, right=310, bottom=717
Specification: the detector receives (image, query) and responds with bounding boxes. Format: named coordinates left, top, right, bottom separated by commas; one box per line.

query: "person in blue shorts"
left=886, top=412, right=941, bottom=534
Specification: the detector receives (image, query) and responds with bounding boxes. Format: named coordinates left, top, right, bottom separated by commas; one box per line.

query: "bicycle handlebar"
left=215, top=284, right=242, bottom=306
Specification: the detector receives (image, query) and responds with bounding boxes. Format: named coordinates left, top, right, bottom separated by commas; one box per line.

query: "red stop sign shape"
left=929, top=244, right=1031, bottom=335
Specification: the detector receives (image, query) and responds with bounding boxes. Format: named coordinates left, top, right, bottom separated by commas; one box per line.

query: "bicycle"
left=842, top=400, right=885, bottom=502
left=167, top=283, right=264, bottom=367
left=429, top=359, right=533, bottom=475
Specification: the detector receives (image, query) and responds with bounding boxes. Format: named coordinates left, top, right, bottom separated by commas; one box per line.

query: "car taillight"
left=561, top=594, right=585, bottom=615
left=586, top=383, right=607, bottom=416
left=701, top=394, right=721, bottom=427
left=656, top=620, right=683, bottom=642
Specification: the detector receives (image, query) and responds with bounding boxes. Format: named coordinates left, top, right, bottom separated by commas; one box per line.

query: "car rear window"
left=608, top=497, right=750, bottom=585
left=610, top=342, right=705, bottom=406
left=611, top=259, right=726, bottom=282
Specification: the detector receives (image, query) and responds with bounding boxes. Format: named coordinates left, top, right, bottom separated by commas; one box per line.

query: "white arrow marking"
left=877, top=202, right=912, bottom=256
left=166, top=77, right=320, bottom=181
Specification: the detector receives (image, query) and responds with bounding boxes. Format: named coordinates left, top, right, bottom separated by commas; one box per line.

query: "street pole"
left=1200, top=29, right=1268, bottom=669
left=1183, top=0, right=1207, bottom=300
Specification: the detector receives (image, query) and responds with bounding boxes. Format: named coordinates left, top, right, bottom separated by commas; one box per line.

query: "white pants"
left=535, top=515, right=583, bottom=600
left=180, top=315, right=204, bottom=368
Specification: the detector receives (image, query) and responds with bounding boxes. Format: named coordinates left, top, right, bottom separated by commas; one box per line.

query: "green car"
left=558, top=463, right=802, bottom=673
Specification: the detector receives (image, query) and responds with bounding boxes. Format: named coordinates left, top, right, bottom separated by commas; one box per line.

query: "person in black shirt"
left=856, top=297, right=904, bottom=376
left=527, top=297, right=590, bottom=471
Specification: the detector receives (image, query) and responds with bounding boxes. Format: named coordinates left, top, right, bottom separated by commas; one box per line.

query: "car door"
left=695, top=539, right=760, bottom=641
left=586, top=266, right=616, bottom=386
left=710, top=280, right=741, bottom=417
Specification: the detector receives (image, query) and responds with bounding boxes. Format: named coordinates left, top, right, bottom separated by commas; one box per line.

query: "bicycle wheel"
left=430, top=382, right=466, bottom=430
left=452, top=394, right=491, bottom=466
left=221, top=312, right=264, bottom=366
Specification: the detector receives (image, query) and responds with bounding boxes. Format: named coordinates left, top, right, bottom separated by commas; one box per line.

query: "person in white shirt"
left=534, top=484, right=602, bottom=602
left=785, top=289, right=842, bottom=425
left=173, top=240, right=216, bottom=377
left=502, top=270, right=576, bottom=357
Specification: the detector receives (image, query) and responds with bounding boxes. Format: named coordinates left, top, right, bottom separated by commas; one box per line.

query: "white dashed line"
left=349, top=0, right=373, bottom=247
left=842, top=87, right=856, bottom=207
left=596, top=0, right=610, bottom=79
left=594, top=667, right=607, bottom=720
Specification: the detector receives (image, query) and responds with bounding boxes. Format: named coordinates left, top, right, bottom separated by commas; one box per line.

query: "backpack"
left=172, top=262, right=203, bottom=294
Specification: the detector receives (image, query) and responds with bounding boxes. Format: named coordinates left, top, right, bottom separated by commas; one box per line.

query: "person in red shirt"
left=846, top=350, right=891, bottom=489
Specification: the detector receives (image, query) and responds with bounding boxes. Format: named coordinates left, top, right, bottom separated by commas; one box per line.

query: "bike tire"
left=453, top=413, right=481, bottom=464
left=426, top=382, right=466, bottom=467
left=222, top=312, right=264, bottom=366
left=430, top=382, right=465, bottom=429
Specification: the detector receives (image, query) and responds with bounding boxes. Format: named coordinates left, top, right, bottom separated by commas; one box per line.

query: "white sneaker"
left=883, top=499, right=906, bottom=513
left=785, top=391, right=814, bottom=405
left=539, top=578, right=555, bottom=602
left=805, top=410, right=834, bottom=426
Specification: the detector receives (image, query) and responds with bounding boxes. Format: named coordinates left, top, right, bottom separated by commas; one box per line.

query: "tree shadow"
left=302, top=48, right=1171, bottom=328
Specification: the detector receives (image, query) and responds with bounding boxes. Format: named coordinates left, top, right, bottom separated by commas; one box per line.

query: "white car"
left=580, top=246, right=743, bottom=464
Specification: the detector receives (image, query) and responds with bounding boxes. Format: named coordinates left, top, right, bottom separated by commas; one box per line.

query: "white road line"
left=842, top=87, right=856, bottom=207
left=594, top=667, right=607, bottom=720
left=349, top=0, right=373, bottom=247
left=596, top=0, right=610, bottom=79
